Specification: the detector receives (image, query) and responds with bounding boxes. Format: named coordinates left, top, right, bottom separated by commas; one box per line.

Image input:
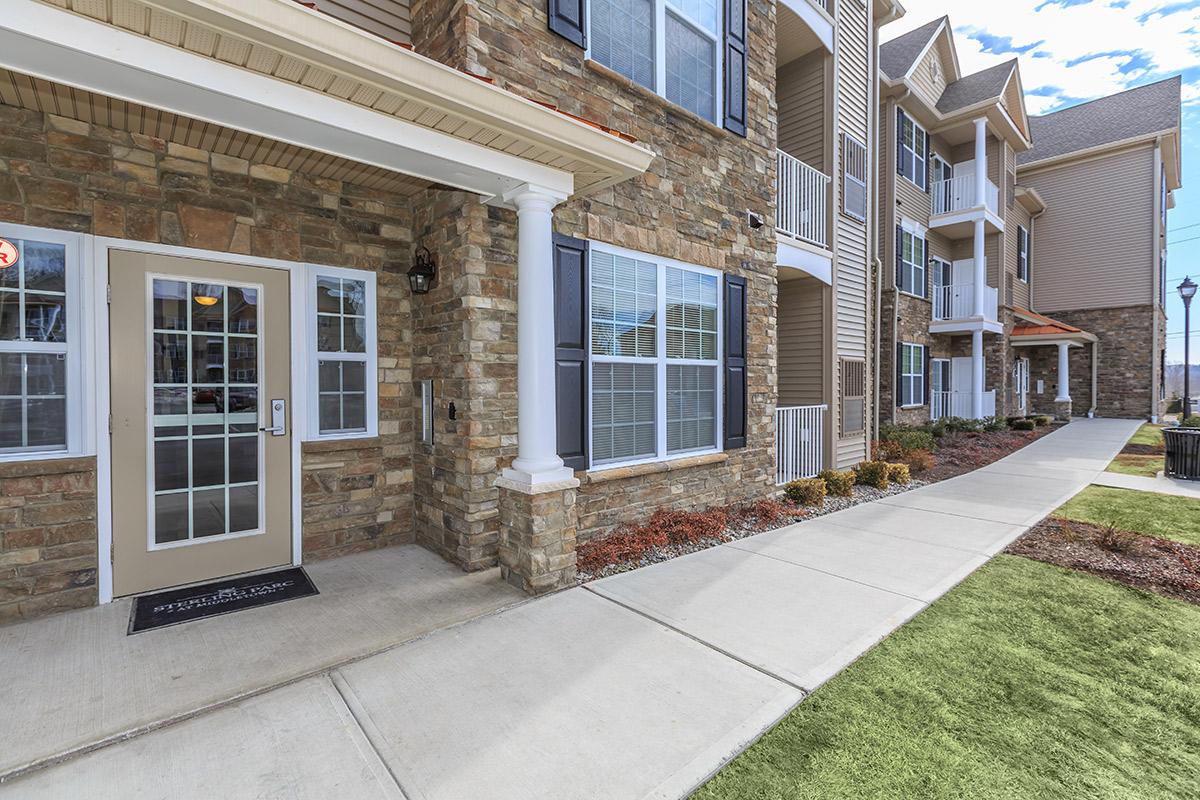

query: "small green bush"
left=784, top=478, right=826, bottom=506
left=982, top=416, right=1009, bottom=433
left=883, top=427, right=936, bottom=452
left=1006, top=416, right=1026, bottom=428
left=854, top=460, right=891, bottom=490
left=926, top=419, right=949, bottom=439
left=1032, top=415, right=1053, bottom=427
left=1178, top=416, right=1200, bottom=429
left=818, top=469, right=856, bottom=497
left=887, top=463, right=911, bottom=484
left=944, top=417, right=984, bottom=433
left=1012, top=418, right=1037, bottom=431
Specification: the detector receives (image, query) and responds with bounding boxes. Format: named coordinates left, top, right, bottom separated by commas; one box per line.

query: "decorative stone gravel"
left=577, top=480, right=927, bottom=583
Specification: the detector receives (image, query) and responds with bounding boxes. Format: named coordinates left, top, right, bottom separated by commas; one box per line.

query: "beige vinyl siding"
left=895, top=108, right=931, bottom=224
left=307, top=0, right=412, bottom=43
left=778, top=277, right=826, bottom=407
left=949, top=136, right=1002, bottom=185
left=908, top=37, right=951, bottom=108
left=1021, top=145, right=1156, bottom=312
left=778, top=52, right=826, bottom=168
left=1006, top=204, right=1032, bottom=309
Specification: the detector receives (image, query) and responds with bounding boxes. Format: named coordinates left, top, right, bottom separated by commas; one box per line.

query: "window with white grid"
left=309, top=266, right=378, bottom=440
left=843, top=134, right=868, bottom=222
left=589, top=245, right=722, bottom=469
left=588, top=0, right=722, bottom=123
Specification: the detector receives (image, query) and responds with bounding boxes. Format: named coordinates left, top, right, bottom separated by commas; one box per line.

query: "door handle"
left=260, top=399, right=287, bottom=437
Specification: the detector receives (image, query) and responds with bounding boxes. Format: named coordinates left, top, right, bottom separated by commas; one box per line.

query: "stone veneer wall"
left=0, top=105, right=417, bottom=620
left=408, top=0, right=779, bottom=541
left=1052, top=305, right=1157, bottom=419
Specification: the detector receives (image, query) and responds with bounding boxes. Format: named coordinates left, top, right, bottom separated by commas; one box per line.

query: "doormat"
left=128, top=567, right=319, bottom=634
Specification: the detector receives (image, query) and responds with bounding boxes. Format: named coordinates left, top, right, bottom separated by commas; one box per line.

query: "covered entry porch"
left=775, top=265, right=830, bottom=484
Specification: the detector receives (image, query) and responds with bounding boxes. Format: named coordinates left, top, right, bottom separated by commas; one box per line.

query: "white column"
left=973, top=118, right=988, bottom=319
left=1056, top=342, right=1072, bottom=402
left=971, top=330, right=985, bottom=419
left=501, top=184, right=576, bottom=488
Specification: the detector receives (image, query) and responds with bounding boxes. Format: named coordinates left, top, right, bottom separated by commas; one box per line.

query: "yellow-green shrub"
left=818, top=469, right=856, bottom=497
left=854, top=460, right=891, bottom=490
left=888, top=463, right=911, bottom=485
left=784, top=478, right=826, bottom=507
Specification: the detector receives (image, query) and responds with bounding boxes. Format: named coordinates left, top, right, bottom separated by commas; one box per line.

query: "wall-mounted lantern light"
left=408, top=246, right=437, bottom=295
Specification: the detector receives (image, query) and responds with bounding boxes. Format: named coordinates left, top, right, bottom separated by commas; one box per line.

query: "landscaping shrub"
left=887, top=463, right=911, bottom=485
left=784, top=478, right=826, bottom=506
left=1179, top=415, right=1200, bottom=429
left=732, top=499, right=804, bottom=531
left=882, top=427, right=936, bottom=452
left=904, top=448, right=935, bottom=473
left=926, top=418, right=949, bottom=439
left=982, top=416, right=1009, bottom=433
left=818, top=469, right=856, bottom=497
left=854, top=460, right=891, bottom=490
left=1006, top=416, right=1026, bottom=428
left=945, top=416, right=984, bottom=433
left=1012, top=418, right=1037, bottom=431
left=1032, top=415, right=1053, bottom=427
left=872, top=439, right=906, bottom=462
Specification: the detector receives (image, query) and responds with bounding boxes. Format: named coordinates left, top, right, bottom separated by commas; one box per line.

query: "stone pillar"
left=500, top=183, right=575, bottom=489
left=497, top=480, right=578, bottom=594
left=971, top=330, right=985, bottom=419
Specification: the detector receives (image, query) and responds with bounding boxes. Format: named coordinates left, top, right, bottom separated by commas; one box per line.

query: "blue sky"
left=888, top=0, right=1200, bottom=363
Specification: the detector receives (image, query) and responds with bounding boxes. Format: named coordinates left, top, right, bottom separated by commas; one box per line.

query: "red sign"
left=0, top=239, right=16, bottom=270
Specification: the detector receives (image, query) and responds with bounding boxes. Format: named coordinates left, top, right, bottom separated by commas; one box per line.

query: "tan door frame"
left=93, top=237, right=310, bottom=603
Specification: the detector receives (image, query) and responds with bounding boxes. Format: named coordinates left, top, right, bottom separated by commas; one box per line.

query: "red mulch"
left=922, top=427, right=1053, bottom=482
left=576, top=500, right=807, bottom=576
left=1007, top=517, right=1200, bottom=606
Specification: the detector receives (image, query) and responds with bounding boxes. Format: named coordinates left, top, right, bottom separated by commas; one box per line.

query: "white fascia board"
left=777, top=238, right=833, bottom=285
left=0, top=0, right=574, bottom=199
left=779, top=0, right=835, bottom=53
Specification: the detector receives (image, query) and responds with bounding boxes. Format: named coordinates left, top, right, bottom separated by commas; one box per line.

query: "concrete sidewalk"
left=0, top=418, right=1141, bottom=799
left=1092, top=470, right=1200, bottom=498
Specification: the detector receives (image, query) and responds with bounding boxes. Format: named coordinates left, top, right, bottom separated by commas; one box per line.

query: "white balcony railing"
left=931, top=390, right=997, bottom=421
left=776, top=150, right=830, bottom=249
left=776, top=404, right=827, bottom=485
left=933, top=175, right=999, bottom=216
left=932, top=283, right=999, bottom=322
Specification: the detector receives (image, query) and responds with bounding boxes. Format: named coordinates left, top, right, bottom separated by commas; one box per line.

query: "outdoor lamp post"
left=1180, top=276, right=1197, bottom=420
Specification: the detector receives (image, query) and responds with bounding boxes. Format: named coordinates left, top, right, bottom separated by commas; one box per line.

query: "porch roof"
left=1011, top=308, right=1097, bottom=345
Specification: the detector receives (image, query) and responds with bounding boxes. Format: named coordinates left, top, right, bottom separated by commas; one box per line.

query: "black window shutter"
left=552, top=233, right=588, bottom=470
left=896, top=108, right=906, bottom=177
left=896, top=342, right=904, bottom=407
left=722, top=0, right=747, bottom=137
left=895, top=226, right=904, bottom=290
left=723, top=273, right=747, bottom=449
left=923, top=346, right=931, bottom=405
left=547, top=0, right=586, bottom=48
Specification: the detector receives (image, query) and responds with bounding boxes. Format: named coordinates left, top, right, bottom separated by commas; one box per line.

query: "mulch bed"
left=1121, top=443, right=1165, bottom=456
left=920, top=427, right=1054, bottom=482
left=1007, top=517, right=1200, bottom=606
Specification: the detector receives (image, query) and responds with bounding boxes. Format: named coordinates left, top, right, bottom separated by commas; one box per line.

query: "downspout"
left=1090, top=340, right=1099, bottom=419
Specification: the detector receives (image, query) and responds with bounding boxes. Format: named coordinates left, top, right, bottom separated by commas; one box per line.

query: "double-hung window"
left=899, top=111, right=927, bottom=190
left=900, top=343, right=925, bottom=408
left=898, top=224, right=927, bottom=298
left=589, top=0, right=722, bottom=123
left=589, top=245, right=721, bottom=468
left=309, top=266, right=378, bottom=439
left=0, top=227, right=82, bottom=458
left=1017, top=225, right=1030, bottom=283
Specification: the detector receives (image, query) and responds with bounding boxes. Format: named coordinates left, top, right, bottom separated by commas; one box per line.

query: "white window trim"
left=843, top=133, right=868, bottom=223
left=899, top=112, right=928, bottom=191
left=306, top=264, right=379, bottom=441
left=900, top=342, right=925, bottom=409
left=898, top=220, right=928, bottom=300
left=586, top=241, right=723, bottom=472
left=1017, top=224, right=1030, bottom=283
left=585, top=0, right=724, bottom=125
left=0, top=223, right=88, bottom=463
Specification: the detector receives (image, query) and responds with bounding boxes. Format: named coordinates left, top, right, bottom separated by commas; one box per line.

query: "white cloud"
left=886, top=0, right=1200, bottom=113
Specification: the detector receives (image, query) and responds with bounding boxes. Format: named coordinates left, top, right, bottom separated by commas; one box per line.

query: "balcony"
left=931, top=283, right=1000, bottom=333
left=931, top=390, right=996, bottom=421
left=776, top=150, right=831, bottom=250
left=930, top=175, right=1004, bottom=237
left=775, top=404, right=827, bottom=484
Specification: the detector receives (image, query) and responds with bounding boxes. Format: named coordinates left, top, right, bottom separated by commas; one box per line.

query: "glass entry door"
left=109, top=251, right=292, bottom=597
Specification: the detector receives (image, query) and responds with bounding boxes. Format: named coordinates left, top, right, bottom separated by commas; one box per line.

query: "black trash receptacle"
left=1164, top=428, right=1200, bottom=480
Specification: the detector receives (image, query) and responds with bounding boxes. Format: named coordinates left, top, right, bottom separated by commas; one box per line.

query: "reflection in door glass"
left=151, top=278, right=262, bottom=545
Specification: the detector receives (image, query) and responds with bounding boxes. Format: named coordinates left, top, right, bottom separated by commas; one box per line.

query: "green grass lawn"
left=1105, top=454, right=1162, bottom=477
left=1055, top=485, right=1200, bottom=546
left=1126, top=423, right=1166, bottom=448
left=696, top=556, right=1200, bottom=800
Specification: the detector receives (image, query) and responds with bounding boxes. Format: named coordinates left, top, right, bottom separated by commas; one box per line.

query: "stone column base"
left=496, top=477, right=580, bottom=595
left=1054, top=400, right=1073, bottom=422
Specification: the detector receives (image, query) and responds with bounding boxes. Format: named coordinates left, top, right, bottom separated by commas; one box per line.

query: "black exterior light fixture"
left=1180, top=276, right=1197, bottom=420
left=408, top=246, right=437, bottom=295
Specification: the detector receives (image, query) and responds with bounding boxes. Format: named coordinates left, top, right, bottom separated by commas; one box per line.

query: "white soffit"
left=777, top=238, right=833, bottom=285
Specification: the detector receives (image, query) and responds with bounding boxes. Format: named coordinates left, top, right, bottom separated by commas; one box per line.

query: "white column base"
left=499, top=464, right=579, bottom=493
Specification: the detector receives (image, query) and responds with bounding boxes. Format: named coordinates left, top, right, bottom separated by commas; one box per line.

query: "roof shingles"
left=880, top=17, right=947, bottom=80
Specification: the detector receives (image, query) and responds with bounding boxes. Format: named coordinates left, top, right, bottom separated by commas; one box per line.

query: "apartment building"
left=876, top=18, right=1182, bottom=425
left=0, top=0, right=900, bottom=622
left=1016, top=78, right=1182, bottom=421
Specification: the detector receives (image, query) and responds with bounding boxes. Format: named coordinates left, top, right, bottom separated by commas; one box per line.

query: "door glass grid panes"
left=665, top=12, right=716, bottom=122
left=665, top=267, right=717, bottom=359
left=591, top=251, right=657, bottom=357
left=0, top=239, right=68, bottom=453
left=591, top=0, right=655, bottom=89
left=151, top=279, right=260, bottom=545
left=592, top=362, right=656, bottom=465
left=666, top=364, right=715, bottom=453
